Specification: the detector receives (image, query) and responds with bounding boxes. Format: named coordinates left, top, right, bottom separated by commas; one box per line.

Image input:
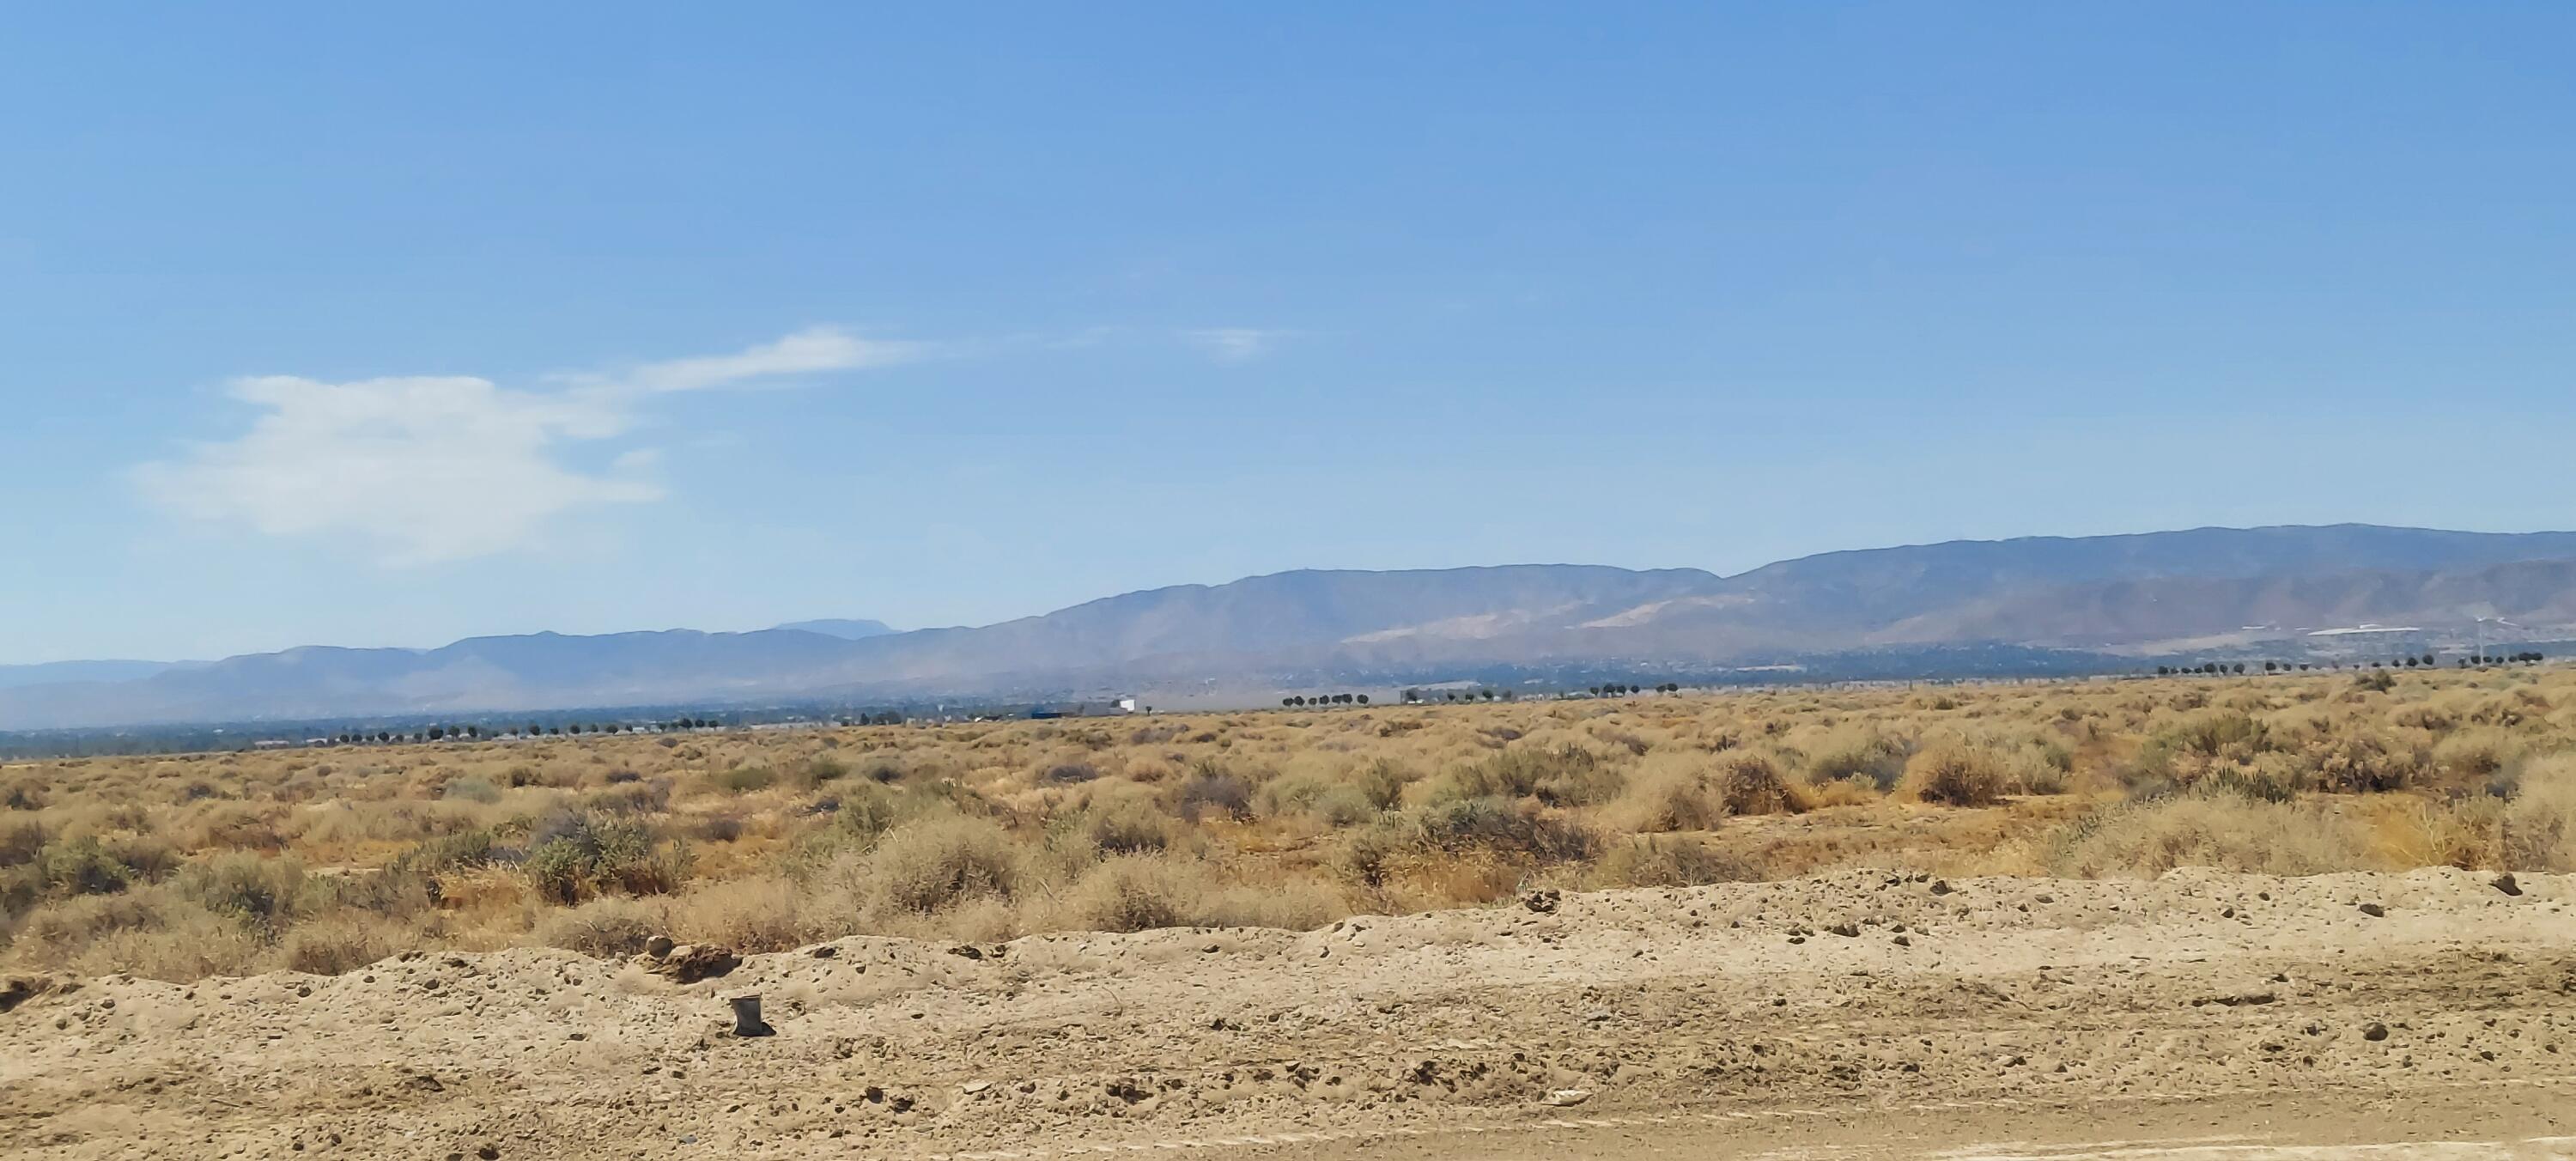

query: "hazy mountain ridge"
left=771, top=619, right=897, bottom=641
left=9, top=526, right=2576, bottom=729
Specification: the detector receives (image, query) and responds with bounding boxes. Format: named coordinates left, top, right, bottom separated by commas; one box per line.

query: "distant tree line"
left=2155, top=649, right=2543, bottom=678
left=1282, top=693, right=1370, bottom=707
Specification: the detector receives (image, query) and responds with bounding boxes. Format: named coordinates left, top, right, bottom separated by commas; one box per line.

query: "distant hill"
left=6, top=524, right=2575, bottom=729
left=0, top=659, right=192, bottom=691
left=771, top=618, right=896, bottom=641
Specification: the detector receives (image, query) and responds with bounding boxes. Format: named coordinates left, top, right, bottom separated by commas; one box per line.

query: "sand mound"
left=4, top=868, right=2572, bottom=1158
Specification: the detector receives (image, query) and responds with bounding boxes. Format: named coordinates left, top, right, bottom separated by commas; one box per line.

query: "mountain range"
left=8, top=523, right=2576, bottom=730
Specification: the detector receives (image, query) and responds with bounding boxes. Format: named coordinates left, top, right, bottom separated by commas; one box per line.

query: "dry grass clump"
left=1589, top=836, right=1759, bottom=888
left=533, top=897, right=665, bottom=957
left=2502, top=752, right=2576, bottom=870
left=2045, top=787, right=2372, bottom=878
left=865, top=815, right=1018, bottom=915
left=1898, top=745, right=2009, bottom=806
left=10, top=664, right=2576, bottom=981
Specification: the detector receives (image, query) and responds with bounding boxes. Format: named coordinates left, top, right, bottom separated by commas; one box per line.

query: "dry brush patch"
left=7, top=666, right=2576, bottom=981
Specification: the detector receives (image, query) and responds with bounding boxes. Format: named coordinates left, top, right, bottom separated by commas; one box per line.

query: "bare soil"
left=6, top=867, right=2573, bottom=1159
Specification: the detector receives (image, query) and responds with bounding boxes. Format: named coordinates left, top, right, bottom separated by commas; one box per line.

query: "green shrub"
left=177, top=853, right=306, bottom=929
left=35, top=836, right=140, bottom=897
left=519, top=810, right=685, bottom=904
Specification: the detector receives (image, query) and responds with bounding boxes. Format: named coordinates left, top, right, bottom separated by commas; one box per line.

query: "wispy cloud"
left=1182, top=327, right=1292, bottom=363
left=596, top=326, right=925, bottom=393
left=134, top=327, right=912, bottom=565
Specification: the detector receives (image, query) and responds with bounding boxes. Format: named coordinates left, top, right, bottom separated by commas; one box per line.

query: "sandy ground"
left=5, top=867, right=2573, bottom=1160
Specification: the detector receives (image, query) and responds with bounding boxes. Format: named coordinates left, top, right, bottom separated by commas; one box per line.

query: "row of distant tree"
left=326, top=718, right=728, bottom=745
left=2156, top=651, right=2544, bottom=677
left=1282, top=693, right=1370, bottom=707
left=1281, top=681, right=1694, bottom=708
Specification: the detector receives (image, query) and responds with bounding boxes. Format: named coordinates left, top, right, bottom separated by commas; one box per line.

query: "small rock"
left=2363, top=1022, right=2391, bottom=1042
left=2358, top=903, right=2386, bottom=918
left=947, top=945, right=984, bottom=960
left=1929, top=880, right=1953, bottom=896
left=1542, top=1088, right=1590, bottom=1107
left=963, top=1079, right=992, bottom=1094
left=477, top=1146, right=501, bottom=1160
left=642, top=945, right=742, bottom=984
left=644, top=935, right=676, bottom=958
left=1892, top=934, right=1911, bottom=947
left=808, top=945, right=838, bottom=959
left=1826, top=922, right=1860, bottom=938
left=2494, top=873, right=2523, bottom=897
left=1522, top=889, right=1561, bottom=915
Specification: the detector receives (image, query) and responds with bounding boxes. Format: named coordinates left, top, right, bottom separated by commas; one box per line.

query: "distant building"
left=1027, top=698, right=1139, bottom=720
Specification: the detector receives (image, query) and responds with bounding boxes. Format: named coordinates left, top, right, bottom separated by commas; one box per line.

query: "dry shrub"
left=2046, top=788, right=2370, bottom=878
left=1898, top=745, right=2008, bottom=806
left=1439, top=745, right=1626, bottom=807
left=1804, top=729, right=1911, bottom=790
left=669, top=876, right=812, bottom=951
left=176, top=853, right=308, bottom=931
left=9, top=889, right=267, bottom=980
left=173, top=803, right=288, bottom=852
left=2365, top=797, right=2502, bottom=871
left=1714, top=751, right=1807, bottom=816
left=0, top=817, right=46, bottom=868
left=1349, top=758, right=1413, bottom=810
left=2503, top=752, right=2576, bottom=870
left=1066, top=854, right=1206, bottom=933
left=281, top=914, right=403, bottom=975
left=1197, top=879, right=1341, bottom=929
left=2432, top=729, right=2521, bottom=785
left=1171, top=763, right=1255, bottom=821
left=1604, top=754, right=1726, bottom=833
left=439, top=777, right=503, bottom=804
left=534, top=896, right=665, bottom=957
left=2294, top=730, right=2427, bottom=793
left=1804, top=776, right=1882, bottom=808
left=866, top=815, right=1018, bottom=914
left=1593, top=836, right=1759, bottom=888
left=1078, top=793, right=1175, bottom=854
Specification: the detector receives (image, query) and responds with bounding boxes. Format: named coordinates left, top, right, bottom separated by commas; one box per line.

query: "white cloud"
left=134, top=327, right=904, bottom=565
left=615, top=325, right=924, bottom=393
left=1182, top=327, right=1291, bottom=363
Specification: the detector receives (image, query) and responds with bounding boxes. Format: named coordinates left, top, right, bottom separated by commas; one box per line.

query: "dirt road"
left=5, top=867, right=2572, bottom=1159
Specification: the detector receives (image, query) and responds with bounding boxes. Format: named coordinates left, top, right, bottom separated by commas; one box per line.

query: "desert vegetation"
left=6, top=666, right=2576, bottom=982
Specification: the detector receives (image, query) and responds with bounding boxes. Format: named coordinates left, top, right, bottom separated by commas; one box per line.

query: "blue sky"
left=6, top=3, right=2573, bottom=664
